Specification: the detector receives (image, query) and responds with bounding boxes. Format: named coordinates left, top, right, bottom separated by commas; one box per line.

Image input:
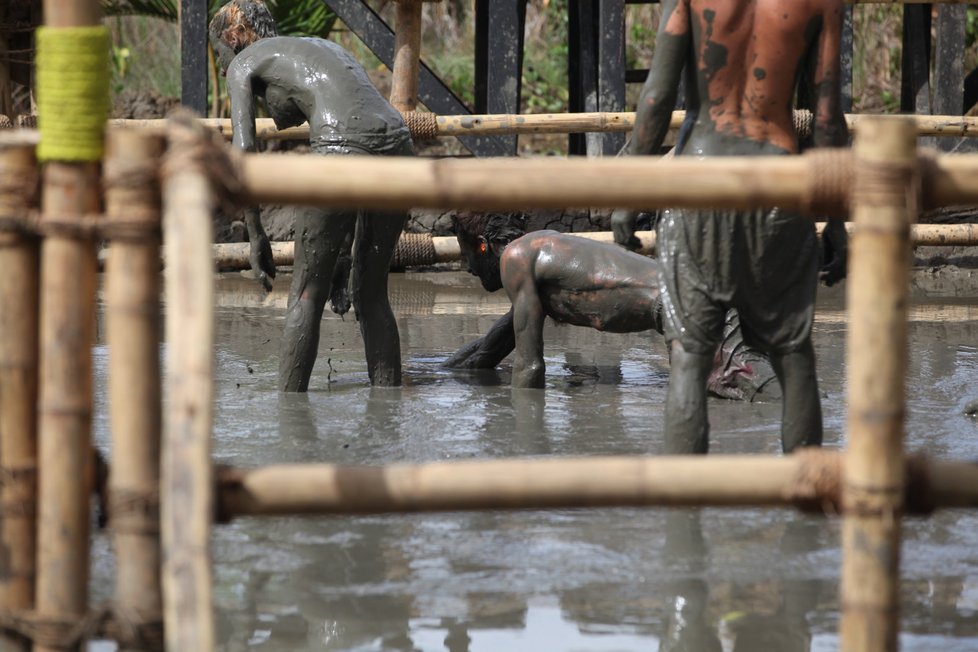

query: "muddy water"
left=89, top=270, right=978, bottom=651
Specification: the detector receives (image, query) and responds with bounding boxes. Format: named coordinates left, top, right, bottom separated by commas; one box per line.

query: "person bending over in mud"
left=609, top=0, right=849, bottom=454
left=444, top=212, right=779, bottom=403
left=210, top=0, right=414, bottom=391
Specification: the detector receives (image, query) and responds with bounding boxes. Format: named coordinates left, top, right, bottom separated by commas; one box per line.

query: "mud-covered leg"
left=505, top=261, right=546, bottom=388
left=664, top=340, right=715, bottom=454
left=352, top=209, right=407, bottom=386
left=279, top=207, right=357, bottom=392
left=770, top=339, right=823, bottom=452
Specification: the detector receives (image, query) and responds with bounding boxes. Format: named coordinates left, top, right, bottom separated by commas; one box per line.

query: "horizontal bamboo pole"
left=241, top=154, right=810, bottom=211
left=238, top=151, right=978, bottom=212
left=215, top=452, right=978, bottom=520
left=108, top=112, right=978, bottom=140
left=204, top=223, right=978, bottom=271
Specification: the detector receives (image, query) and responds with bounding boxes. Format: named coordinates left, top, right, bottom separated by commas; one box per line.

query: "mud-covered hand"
left=819, top=217, right=848, bottom=287
left=611, top=208, right=642, bottom=252
left=245, top=206, right=276, bottom=291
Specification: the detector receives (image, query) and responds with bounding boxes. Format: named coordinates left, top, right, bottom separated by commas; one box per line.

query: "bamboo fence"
left=9, top=109, right=978, bottom=650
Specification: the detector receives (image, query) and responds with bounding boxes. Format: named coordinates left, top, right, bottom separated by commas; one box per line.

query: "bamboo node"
left=107, top=487, right=160, bottom=535
left=802, top=148, right=852, bottom=217
left=391, top=232, right=437, bottom=269
left=783, top=448, right=842, bottom=513
left=401, top=111, right=439, bottom=141
left=37, top=211, right=102, bottom=240
left=100, top=216, right=162, bottom=243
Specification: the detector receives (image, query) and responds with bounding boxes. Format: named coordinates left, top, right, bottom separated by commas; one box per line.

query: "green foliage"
left=101, top=0, right=337, bottom=38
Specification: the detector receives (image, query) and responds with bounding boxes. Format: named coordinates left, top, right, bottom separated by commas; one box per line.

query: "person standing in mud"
left=611, top=0, right=849, bottom=454
left=445, top=212, right=780, bottom=403
left=210, top=0, right=415, bottom=391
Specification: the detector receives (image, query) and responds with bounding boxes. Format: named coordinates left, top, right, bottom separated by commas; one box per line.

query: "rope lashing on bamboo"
left=803, top=148, right=853, bottom=217
left=0, top=115, right=12, bottom=130
left=793, top=109, right=815, bottom=139
left=0, top=464, right=36, bottom=517
left=35, top=26, right=110, bottom=162
left=161, top=110, right=244, bottom=216
left=0, top=605, right=163, bottom=650
left=103, top=141, right=163, bottom=242
left=391, top=232, right=437, bottom=268
left=17, top=114, right=37, bottom=129
left=107, top=487, right=160, bottom=535
left=401, top=111, right=439, bottom=141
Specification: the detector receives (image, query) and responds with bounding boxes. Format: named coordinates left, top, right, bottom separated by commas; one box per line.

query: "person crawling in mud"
left=444, top=212, right=780, bottom=403
left=210, top=0, right=414, bottom=391
left=610, top=0, right=849, bottom=454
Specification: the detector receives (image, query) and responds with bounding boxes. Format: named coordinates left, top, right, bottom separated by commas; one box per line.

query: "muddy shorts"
left=656, top=206, right=818, bottom=356
left=310, top=126, right=415, bottom=158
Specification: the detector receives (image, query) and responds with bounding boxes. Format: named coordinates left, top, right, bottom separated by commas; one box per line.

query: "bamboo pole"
left=34, top=2, right=102, bottom=650
left=0, top=136, right=39, bottom=652
left=218, top=454, right=811, bottom=517
left=203, top=222, right=978, bottom=272
left=107, top=112, right=978, bottom=140
left=105, top=129, right=164, bottom=651
left=840, top=118, right=917, bottom=651
left=213, top=453, right=978, bottom=520
left=160, top=115, right=216, bottom=652
left=390, top=0, right=423, bottom=113
left=240, top=154, right=812, bottom=211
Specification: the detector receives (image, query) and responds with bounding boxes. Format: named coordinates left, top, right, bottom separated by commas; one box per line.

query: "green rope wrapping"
left=36, top=26, right=110, bottom=162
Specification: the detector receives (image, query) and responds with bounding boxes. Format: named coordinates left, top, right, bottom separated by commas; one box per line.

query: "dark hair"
left=209, top=0, right=278, bottom=53
left=452, top=211, right=527, bottom=245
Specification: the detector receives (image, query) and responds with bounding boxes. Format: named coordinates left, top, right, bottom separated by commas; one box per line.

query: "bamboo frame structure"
left=0, top=135, right=39, bottom=652
left=108, top=112, right=978, bottom=141
left=389, top=0, right=423, bottom=113
left=104, top=129, right=164, bottom=652
left=34, top=3, right=102, bottom=651
left=160, top=117, right=216, bottom=652
left=840, top=118, right=917, bottom=651
left=214, top=452, right=978, bottom=519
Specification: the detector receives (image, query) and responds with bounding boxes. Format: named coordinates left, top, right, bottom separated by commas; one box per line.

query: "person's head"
left=452, top=211, right=527, bottom=292
left=209, top=0, right=278, bottom=75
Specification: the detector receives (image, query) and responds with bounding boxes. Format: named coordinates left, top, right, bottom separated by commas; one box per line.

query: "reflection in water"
left=89, top=273, right=978, bottom=651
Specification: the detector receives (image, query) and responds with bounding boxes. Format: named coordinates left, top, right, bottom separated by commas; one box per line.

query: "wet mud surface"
left=89, top=270, right=978, bottom=651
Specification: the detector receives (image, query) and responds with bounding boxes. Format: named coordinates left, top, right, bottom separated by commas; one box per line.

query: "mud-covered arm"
left=227, top=62, right=276, bottom=290
left=442, top=308, right=516, bottom=369
left=812, top=0, right=849, bottom=287
left=612, top=0, right=690, bottom=250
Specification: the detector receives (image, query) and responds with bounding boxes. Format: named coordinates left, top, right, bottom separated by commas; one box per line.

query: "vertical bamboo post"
left=840, top=117, right=917, bottom=651
left=390, top=0, right=423, bottom=113
left=105, top=129, right=164, bottom=651
left=0, top=136, right=39, bottom=652
left=160, top=115, right=216, bottom=652
left=35, top=2, right=104, bottom=651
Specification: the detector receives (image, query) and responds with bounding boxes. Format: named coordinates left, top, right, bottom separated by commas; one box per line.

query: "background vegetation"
left=104, top=1, right=978, bottom=150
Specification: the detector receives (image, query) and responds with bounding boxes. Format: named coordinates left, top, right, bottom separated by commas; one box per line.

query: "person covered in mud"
left=444, top=212, right=779, bottom=403
left=210, top=0, right=415, bottom=391
left=610, top=0, right=849, bottom=454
